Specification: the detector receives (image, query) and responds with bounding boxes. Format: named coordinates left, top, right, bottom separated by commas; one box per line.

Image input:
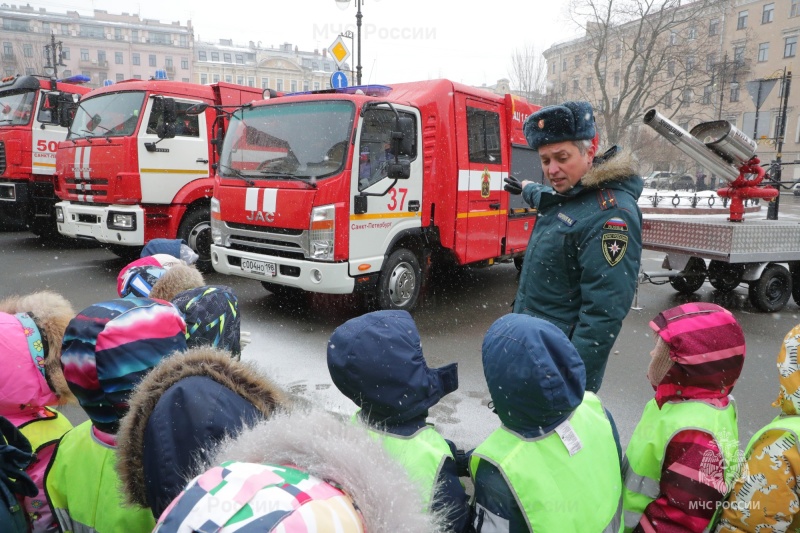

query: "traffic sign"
left=328, top=35, right=351, bottom=68
left=331, top=71, right=349, bottom=89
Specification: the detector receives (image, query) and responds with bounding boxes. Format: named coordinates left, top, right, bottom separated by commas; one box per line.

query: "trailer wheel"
left=669, top=257, right=706, bottom=294
left=178, top=206, right=212, bottom=272
left=377, top=248, right=421, bottom=310
left=749, top=263, right=792, bottom=312
left=791, top=262, right=800, bottom=305
left=707, top=260, right=744, bottom=293
left=513, top=256, right=524, bottom=272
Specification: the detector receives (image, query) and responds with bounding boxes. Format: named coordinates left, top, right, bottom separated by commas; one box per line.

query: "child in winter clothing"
left=715, top=322, right=800, bottom=532
left=0, top=291, right=75, bottom=533
left=44, top=298, right=188, bottom=533
left=471, top=313, right=622, bottom=532
left=147, top=264, right=205, bottom=302
left=327, top=310, right=469, bottom=532
left=623, top=303, right=745, bottom=532
left=153, top=409, right=448, bottom=532
left=116, top=347, right=288, bottom=518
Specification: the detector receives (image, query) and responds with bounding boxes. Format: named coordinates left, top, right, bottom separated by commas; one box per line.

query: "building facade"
left=543, top=0, right=799, bottom=181
left=0, top=4, right=193, bottom=87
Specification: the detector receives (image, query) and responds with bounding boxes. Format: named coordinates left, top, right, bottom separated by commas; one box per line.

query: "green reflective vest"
left=366, top=424, right=453, bottom=510
left=18, top=407, right=73, bottom=453
left=470, top=392, right=623, bottom=532
left=45, top=420, right=155, bottom=533
left=622, top=398, right=738, bottom=532
left=745, top=414, right=800, bottom=454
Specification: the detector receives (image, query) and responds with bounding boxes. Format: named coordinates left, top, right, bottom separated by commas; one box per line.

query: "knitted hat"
left=116, top=255, right=184, bottom=298
left=649, top=302, right=745, bottom=404
left=118, top=264, right=167, bottom=299
left=327, top=310, right=458, bottom=426
left=171, top=286, right=241, bottom=357
left=60, top=298, right=187, bottom=434
left=523, top=101, right=596, bottom=151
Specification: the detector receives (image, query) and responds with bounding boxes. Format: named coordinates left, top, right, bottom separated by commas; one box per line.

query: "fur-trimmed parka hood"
left=186, top=409, right=448, bottom=532
left=117, top=347, right=288, bottom=517
left=148, top=264, right=205, bottom=302
left=580, top=146, right=641, bottom=191
left=0, top=291, right=76, bottom=409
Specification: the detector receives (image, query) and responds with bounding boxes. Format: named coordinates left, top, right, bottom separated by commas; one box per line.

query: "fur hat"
left=0, top=291, right=76, bottom=404
left=523, top=101, right=596, bottom=150
left=148, top=264, right=205, bottom=302
left=60, top=298, right=187, bottom=434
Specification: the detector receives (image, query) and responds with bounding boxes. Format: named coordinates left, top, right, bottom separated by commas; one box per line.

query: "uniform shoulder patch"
left=596, top=189, right=617, bottom=211
left=557, top=212, right=576, bottom=226
left=601, top=232, right=628, bottom=267
left=603, top=217, right=628, bottom=232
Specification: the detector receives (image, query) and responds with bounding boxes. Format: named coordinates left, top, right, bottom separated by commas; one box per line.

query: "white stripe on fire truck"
left=456, top=169, right=507, bottom=192
left=245, top=188, right=278, bottom=213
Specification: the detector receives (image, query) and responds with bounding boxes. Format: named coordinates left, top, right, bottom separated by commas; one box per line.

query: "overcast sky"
left=27, top=0, right=581, bottom=87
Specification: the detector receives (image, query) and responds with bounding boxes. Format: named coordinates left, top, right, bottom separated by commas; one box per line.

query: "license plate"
left=241, top=258, right=276, bottom=277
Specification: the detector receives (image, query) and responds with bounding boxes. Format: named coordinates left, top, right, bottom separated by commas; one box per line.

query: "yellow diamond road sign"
left=328, top=36, right=351, bottom=68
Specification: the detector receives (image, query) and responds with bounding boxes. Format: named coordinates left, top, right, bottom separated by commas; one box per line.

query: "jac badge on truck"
left=481, top=168, right=491, bottom=198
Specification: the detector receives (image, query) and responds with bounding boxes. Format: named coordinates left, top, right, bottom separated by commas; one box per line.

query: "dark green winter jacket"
left=513, top=148, right=643, bottom=393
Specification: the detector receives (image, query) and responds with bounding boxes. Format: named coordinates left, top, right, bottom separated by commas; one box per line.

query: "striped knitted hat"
left=649, top=302, right=745, bottom=405
left=60, top=298, right=187, bottom=434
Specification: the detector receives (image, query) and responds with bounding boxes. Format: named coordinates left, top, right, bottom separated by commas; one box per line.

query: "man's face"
left=538, top=140, right=596, bottom=194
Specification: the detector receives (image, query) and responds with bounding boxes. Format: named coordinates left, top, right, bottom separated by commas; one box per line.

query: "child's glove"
left=240, top=330, right=252, bottom=349
left=504, top=176, right=523, bottom=195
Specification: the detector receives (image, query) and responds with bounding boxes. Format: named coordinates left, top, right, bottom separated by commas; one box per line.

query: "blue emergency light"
left=59, top=74, right=91, bottom=84
left=154, top=70, right=169, bottom=80
left=103, top=79, right=114, bottom=86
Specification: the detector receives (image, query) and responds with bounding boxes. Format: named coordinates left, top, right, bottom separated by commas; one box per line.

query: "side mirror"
left=46, top=93, right=60, bottom=108
left=156, top=97, right=177, bottom=139
left=391, top=116, right=414, bottom=157
left=58, top=106, right=73, bottom=128
left=87, top=113, right=101, bottom=132
left=387, top=160, right=410, bottom=180
left=37, top=109, right=53, bottom=123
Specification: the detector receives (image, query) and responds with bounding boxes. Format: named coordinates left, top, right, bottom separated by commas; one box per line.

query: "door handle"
left=196, top=158, right=209, bottom=164
left=489, top=202, right=501, bottom=210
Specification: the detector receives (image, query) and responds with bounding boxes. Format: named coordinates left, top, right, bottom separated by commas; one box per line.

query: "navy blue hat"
left=327, top=310, right=458, bottom=425
left=523, top=101, right=596, bottom=151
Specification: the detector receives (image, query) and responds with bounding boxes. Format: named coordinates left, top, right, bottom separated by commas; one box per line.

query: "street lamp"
left=335, top=0, right=362, bottom=85
left=43, top=33, right=66, bottom=79
left=339, top=30, right=356, bottom=84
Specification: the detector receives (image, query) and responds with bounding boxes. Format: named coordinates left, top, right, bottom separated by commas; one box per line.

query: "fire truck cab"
left=209, top=80, right=542, bottom=310
left=54, top=80, right=262, bottom=267
left=0, top=75, right=89, bottom=234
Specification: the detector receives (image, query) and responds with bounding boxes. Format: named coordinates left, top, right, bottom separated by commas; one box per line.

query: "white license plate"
left=241, top=258, right=276, bottom=277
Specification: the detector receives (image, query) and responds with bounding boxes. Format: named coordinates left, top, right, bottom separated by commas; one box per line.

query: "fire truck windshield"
left=69, top=91, right=145, bottom=139
left=220, top=100, right=355, bottom=181
left=0, top=89, right=36, bottom=126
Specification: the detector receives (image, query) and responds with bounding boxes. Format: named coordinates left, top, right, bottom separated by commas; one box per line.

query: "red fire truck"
left=54, top=80, right=263, bottom=268
left=0, top=75, right=90, bottom=234
left=208, top=79, right=542, bottom=310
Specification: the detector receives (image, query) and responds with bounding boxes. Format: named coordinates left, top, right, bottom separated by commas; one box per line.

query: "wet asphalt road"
left=3, top=195, right=800, bottom=451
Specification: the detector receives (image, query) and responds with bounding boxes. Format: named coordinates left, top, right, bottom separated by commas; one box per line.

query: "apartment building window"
left=683, top=88, right=693, bottom=104
left=235, top=54, right=244, bottom=64
left=730, top=82, right=740, bottom=102
left=131, top=29, right=138, bottom=42
left=4, top=18, right=29, bottom=32
left=62, top=70, right=71, bottom=77
left=149, top=54, right=156, bottom=67
left=179, top=35, right=188, bottom=47
left=667, top=60, right=675, bottom=76
left=22, top=44, right=32, bottom=57
left=737, top=11, right=748, bottom=29
left=225, top=75, right=232, bottom=83
left=686, top=56, right=696, bottom=74
left=303, top=81, right=309, bottom=91
left=181, top=58, right=188, bottom=69
left=211, top=52, right=219, bottom=61
left=164, top=57, right=173, bottom=68
left=249, top=77, right=255, bottom=87
left=213, top=74, right=220, bottom=83
left=758, top=42, right=769, bottom=62
left=61, top=24, right=69, bottom=36
left=614, top=43, right=621, bottom=59
left=115, top=28, right=122, bottom=40
left=670, top=31, right=678, bottom=45
left=237, top=75, right=244, bottom=85
left=61, top=48, right=70, bottom=60
left=276, top=80, right=283, bottom=91
left=612, top=97, right=618, bottom=110
left=734, top=45, right=745, bottom=63
left=198, top=51, right=207, bottom=61
left=132, top=53, right=140, bottom=66
left=200, top=73, right=208, bottom=84
left=613, top=70, right=620, bottom=87
left=574, top=55, right=581, bottom=68
left=585, top=77, right=592, bottom=91
left=291, top=81, right=297, bottom=92
left=793, top=0, right=800, bottom=18
left=786, top=36, right=798, bottom=58
left=223, top=53, right=232, bottom=63
left=703, top=85, right=713, bottom=105
left=116, top=73, right=124, bottom=82
left=561, top=82, right=567, bottom=96
left=98, top=50, right=106, bottom=65
left=314, top=82, right=320, bottom=90
left=80, top=49, right=89, bottom=61
left=636, top=37, right=646, bottom=51
left=688, top=25, right=697, bottom=40
left=706, top=53, right=716, bottom=71
left=573, top=78, right=579, bottom=91
left=80, top=25, right=104, bottom=39
left=562, top=58, right=567, bottom=70
left=42, top=22, right=50, bottom=34
left=665, top=92, right=673, bottom=108
left=709, top=18, right=719, bottom=36
left=133, top=74, right=142, bottom=80
left=762, top=3, right=774, bottom=24
left=115, top=52, right=123, bottom=65
left=149, top=32, right=171, bottom=45
left=261, top=77, right=269, bottom=89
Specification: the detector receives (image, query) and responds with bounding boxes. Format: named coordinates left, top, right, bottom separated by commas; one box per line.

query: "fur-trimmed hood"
left=117, top=347, right=288, bottom=516
left=0, top=291, right=76, bottom=411
left=580, top=147, right=641, bottom=191
left=196, top=409, right=448, bottom=532
left=148, top=264, right=205, bottom=302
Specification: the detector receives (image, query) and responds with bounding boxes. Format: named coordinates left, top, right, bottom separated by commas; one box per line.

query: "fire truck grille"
left=0, top=142, right=6, bottom=176
left=226, top=222, right=303, bottom=236
left=65, top=178, right=109, bottom=199
left=229, top=242, right=305, bottom=260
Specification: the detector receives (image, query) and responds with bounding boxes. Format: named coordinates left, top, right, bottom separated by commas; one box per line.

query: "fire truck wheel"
left=377, top=248, right=421, bottom=311
left=669, top=257, right=706, bottom=295
left=748, top=263, right=792, bottom=313
left=178, top=207, right=212, bottom=272
left=707, top=260, right=744, bottom=293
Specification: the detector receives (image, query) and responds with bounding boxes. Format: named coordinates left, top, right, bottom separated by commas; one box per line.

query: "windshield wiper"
left=218, top=164, right=255, bottom=186
left=258, top=171, right=317, bottom=189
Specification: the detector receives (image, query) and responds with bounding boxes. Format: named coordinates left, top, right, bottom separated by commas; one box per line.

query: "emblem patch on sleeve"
left=602, top=232, right=628, bottom=266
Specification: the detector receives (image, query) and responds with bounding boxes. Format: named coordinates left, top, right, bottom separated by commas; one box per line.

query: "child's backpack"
left=0, top=416, right=37, bottom=533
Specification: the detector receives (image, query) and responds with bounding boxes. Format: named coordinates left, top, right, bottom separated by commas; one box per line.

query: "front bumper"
left=0, top=181, right=31, bottom=224
left=56, top=201, right=145, bottom=245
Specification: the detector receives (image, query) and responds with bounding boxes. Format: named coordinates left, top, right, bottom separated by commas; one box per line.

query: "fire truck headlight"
left=55, top=206, right=64, bottom=223
left=107, top=212, right=136, bottom=231
left=310, top=204, right=335, bottom=261
left=210, top=197, right=223, bottom=245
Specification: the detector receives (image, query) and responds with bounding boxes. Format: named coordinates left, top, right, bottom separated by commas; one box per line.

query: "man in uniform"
left=504, top=101, right=643, bottom=393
